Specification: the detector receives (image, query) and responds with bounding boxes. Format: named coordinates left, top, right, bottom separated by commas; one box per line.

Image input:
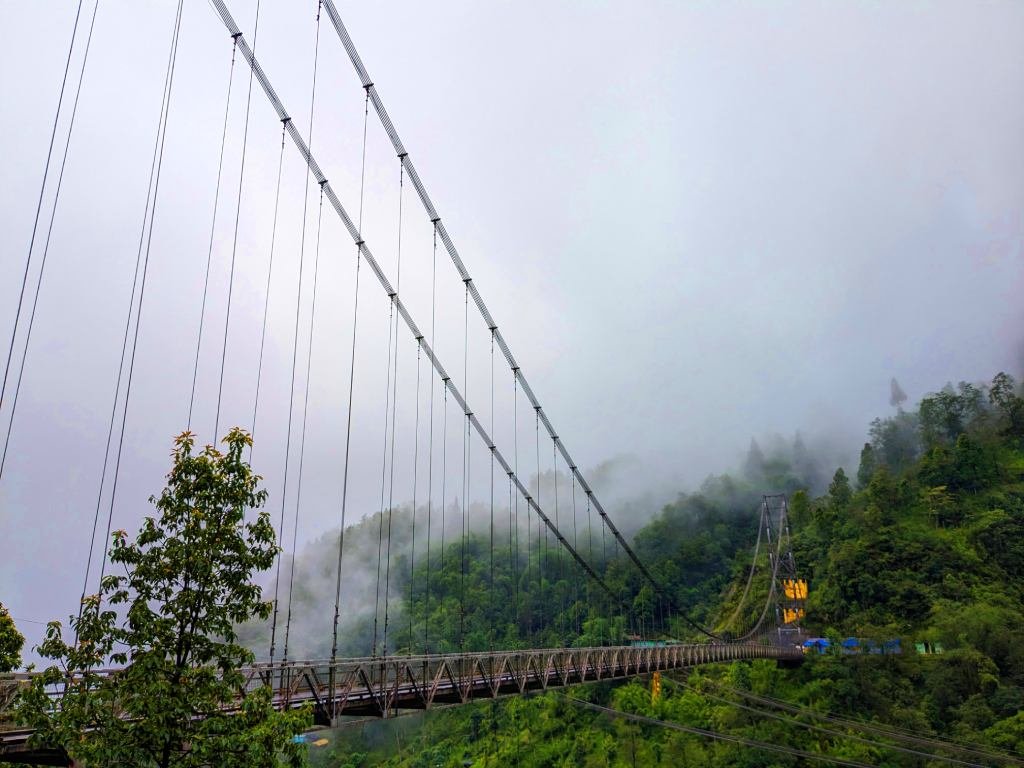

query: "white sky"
left=1, top=0, right=1022, bottom=650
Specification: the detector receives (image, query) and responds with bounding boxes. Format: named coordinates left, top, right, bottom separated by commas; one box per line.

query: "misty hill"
left=306, top=370, right=1024, bottom=766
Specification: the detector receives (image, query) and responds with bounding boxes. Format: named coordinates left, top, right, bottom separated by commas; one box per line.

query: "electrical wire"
left=705, top=680, right=1024, bottom=766
left=672, top=679, right=995, bottom=768
left=566, top=698, right=878, bottom=768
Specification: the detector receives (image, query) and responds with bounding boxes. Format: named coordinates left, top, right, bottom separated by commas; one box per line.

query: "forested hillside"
left=314, top=371, right=1024, bottom=766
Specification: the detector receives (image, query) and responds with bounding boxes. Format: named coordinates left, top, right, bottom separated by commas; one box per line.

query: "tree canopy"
left=16, top=429, right=310, bottom=767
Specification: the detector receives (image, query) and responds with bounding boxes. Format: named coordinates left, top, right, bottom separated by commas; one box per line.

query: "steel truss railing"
left=0, top=641, right=802, bottom=753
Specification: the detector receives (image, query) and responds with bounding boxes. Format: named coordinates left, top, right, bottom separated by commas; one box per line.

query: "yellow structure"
left=651, top=671, right=662, bottom=704
left=783, top=579, right=808, bottom=600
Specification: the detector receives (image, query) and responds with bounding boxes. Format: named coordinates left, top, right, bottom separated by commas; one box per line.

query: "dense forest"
left=309, top=371, right=1024, bottom=766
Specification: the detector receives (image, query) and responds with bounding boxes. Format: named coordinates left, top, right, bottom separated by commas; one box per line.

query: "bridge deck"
left=1, top=642, right=801, bottom=762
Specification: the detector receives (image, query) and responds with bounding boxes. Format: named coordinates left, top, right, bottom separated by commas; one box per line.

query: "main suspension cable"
left=209, top=0, right=621, bottom=612
left=319, top=0, right=690, bottom=631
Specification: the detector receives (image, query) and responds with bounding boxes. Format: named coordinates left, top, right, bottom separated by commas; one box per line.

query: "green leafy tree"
left=989, top=372, right=1024, bottom=440
left=0, top=602, right=24, bottom=673
left=17, top=429, right=310, bottom=767
left=828, top=468, right=852, bottom=510
left=856, top=442, right=877, bottom=489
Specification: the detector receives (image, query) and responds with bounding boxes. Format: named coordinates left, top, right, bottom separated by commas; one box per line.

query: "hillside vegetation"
left=313, top=371, right=1024, bottom=766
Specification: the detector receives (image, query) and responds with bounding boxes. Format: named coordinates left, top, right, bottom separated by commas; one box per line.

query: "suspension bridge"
left=1, top=2, right=807, bottom=763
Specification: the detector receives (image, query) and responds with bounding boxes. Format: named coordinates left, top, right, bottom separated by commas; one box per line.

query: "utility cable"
left=188, top=35, right=238, bottom=431
left=673, top=679, right=992, bottom=768
left=566, top=698, right=877, bottom=768
left=1, top=0, right=98, bottom=483
left=706, top=681, right=1024, bottom=766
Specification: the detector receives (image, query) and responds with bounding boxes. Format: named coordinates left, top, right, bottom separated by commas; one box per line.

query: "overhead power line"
left=702, top=680, right=1024, bottom=767
left=672, top=679, right=994, bottom=768
left=566, top=698, right=878, bottom=768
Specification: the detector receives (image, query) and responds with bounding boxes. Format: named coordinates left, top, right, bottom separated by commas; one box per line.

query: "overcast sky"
left=1, top=1, right=1022, bottom=650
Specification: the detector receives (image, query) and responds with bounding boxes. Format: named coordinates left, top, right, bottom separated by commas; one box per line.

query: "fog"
left=1, top=1, right=1022, bottom=657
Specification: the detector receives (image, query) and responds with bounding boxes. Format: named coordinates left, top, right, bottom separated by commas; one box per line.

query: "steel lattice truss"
left=0, top=641, right=801, bottom=759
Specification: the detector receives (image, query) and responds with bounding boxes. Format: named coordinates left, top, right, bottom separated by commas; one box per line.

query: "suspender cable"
left=423, top=221, right=438, bottom=653
left=440, top=381, right=448, bottom=581
left=188, top=36, right=238, bottom=431
left=213, top=0, right=263, bottom=439
left=98, top=0, right=184, bottom=590
left=1, top=0, right=98, bottom=484
left=372, top=288, right=397, bottom=656
left=249, top=119, right=288, bottom=460
left=458, top=282, right=469, bottom=651
left=534, top=407, right=543, bottom=635
left=408, top=338, right=421, bottom=651
left=283, top=184, right=325, bottom=663
left=552, top=439, right=563, bottom=637
left=382, top=161, right=407, bottom=657
left=570, top=469, right=580, bottom=635
left=511, top=369, right=519, bottom=632
left=3, top=0, right=84, bottom=416
left=488, top=328, right=495, bottom=647
left=269, top=0, right=321, bottom=665
left=319, top=0, right=699, bottom=634
left=329, top=89, right=369, bottom=675
left=208, top=0, right=620, bottom=613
